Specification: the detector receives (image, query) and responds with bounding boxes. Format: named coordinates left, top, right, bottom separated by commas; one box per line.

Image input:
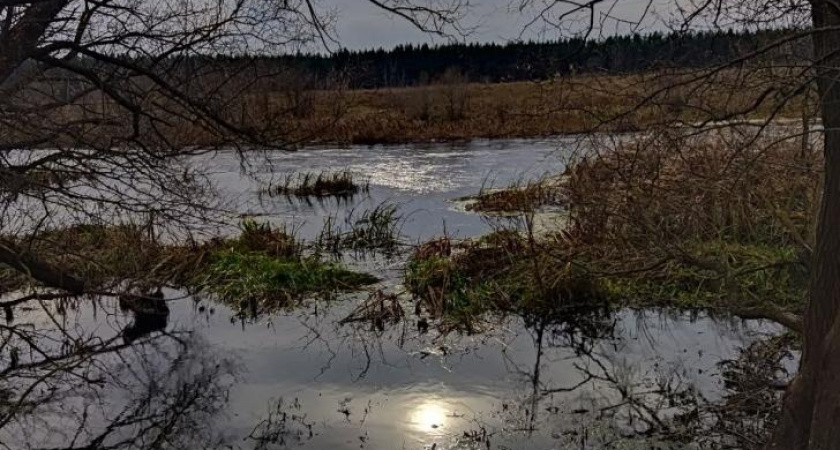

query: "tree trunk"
left=0, top=0, right=68, bottom=85
left=766, top=1, right=840, bottom=448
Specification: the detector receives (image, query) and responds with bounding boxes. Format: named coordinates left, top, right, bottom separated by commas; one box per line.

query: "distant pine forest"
left=201, top=28, right=804, bottom=89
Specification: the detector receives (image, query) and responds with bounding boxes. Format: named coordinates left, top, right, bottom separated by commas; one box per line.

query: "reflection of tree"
left=496, top=309, right=713, bottom=446
left=247, top=397, right=315, bottom=449
left=499, top=308, right=616, bottom=433
left=0, top=296, right=236, bottom=450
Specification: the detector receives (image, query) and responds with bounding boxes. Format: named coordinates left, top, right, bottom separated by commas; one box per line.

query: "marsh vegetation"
left=406, top=130, right=815, bottom=334
left=264, top=170, right=370, bottom=199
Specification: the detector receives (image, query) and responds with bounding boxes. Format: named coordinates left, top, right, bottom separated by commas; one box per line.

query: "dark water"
left=1, top=139, right=785, bottom=450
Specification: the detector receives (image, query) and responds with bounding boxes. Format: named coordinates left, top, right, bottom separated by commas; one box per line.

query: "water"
left=206, top=138, right=570, bottom=240
left=1, top=138, right=787, bottom=450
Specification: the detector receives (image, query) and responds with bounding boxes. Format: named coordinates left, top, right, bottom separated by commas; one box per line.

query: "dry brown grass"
left=555, top=129, right=819, bottom=315
left=11, top=68, right=809, bottom=148
left=242, top=68, right=808, bottom=145
left=563, top=131, right=820, bottom=251
left=404, top=128, right=820, bottom=331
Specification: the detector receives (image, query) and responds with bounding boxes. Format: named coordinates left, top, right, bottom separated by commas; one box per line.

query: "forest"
left=199, top=28, right=805, bottom=88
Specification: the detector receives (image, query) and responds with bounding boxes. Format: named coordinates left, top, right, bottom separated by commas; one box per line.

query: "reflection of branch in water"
left=494, top=310, right=716, bottom=446
left=247, top=397, right=314, bottom=450
left=0, top=297, right=238, bottom=450
left=494, top=310, right=617, bottom=436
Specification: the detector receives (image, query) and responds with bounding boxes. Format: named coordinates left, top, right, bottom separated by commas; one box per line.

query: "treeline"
left=196, top=28, right=805, bottom=89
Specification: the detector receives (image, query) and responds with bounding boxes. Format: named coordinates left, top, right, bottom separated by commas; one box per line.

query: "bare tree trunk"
left=767, top=1, right=840, bottom=448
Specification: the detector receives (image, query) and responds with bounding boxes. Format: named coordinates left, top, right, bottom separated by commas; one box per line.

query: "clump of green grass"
left=194, top=249, right=377, bottom=314
left=601, top=241, right=808, bottom=312
left=266, top=170, right=369, bottom=198
left=184, top=220, right=378, bottom=314
left=339, top=203, right=402, bottom=251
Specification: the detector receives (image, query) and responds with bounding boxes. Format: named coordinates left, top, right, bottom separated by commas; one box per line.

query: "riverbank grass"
left=1, top=220, right=377, bottom=315
left=602, top=241, right=807, bottom=311
left=409, top=131, right=816, bottom=330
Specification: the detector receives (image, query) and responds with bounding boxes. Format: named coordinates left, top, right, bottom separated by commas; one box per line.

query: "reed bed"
left=562, top=130, right=818, bottom=313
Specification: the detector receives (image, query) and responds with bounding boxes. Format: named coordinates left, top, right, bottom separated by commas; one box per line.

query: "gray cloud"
left=329, top=0, right=675, bottom=50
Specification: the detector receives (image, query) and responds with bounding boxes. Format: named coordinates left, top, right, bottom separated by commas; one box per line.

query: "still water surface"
left=206, top=138, right=569, bottom=239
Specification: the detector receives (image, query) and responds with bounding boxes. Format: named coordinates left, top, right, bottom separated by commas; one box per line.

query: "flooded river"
left=2, top=138, right=786, bottom=450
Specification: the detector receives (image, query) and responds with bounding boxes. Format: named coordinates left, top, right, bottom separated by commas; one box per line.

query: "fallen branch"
left=0, top=238, right=86, bottom=294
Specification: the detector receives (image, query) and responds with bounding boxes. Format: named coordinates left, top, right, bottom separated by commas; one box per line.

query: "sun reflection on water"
left=410, top=401, right=449, bottom=434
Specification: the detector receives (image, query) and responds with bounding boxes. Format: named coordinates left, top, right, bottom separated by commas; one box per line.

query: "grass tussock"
left=265, top=170, right=369, bottom=198
left=180, top=220, right=378, bottom=314
left=196, top=250, right=377, bottom=314
left=1, top=220, right=377, bottom=315
left=405, top=232, right=605, bottom=330
left=316, top=203, right=403, bottom=255
left=464, top=181, right=561, bottom=213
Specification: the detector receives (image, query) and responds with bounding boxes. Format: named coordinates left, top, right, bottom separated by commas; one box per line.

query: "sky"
left=328, top=0, right=675, bottom=50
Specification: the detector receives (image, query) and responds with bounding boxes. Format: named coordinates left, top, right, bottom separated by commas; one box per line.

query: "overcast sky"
left=329, top=0, right=675, bottom=50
